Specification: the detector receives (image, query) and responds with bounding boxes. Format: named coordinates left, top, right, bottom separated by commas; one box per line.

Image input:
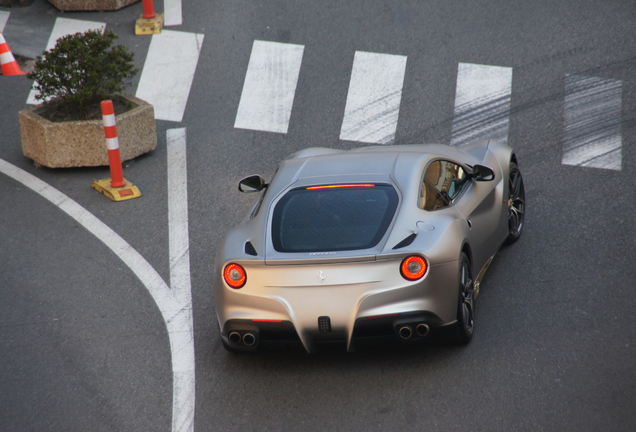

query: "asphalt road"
left=1, top=1, right=635, bottom=431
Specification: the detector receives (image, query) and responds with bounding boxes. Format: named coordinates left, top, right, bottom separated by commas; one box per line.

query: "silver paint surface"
left=213, top=140, right=514, bottom=352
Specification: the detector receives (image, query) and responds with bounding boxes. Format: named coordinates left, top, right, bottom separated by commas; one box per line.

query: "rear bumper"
left=215, top=259, right=460, bottom=353
left=221, top=311, right=449, bottom=353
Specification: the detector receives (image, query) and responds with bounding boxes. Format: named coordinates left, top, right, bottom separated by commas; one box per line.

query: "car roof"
left=268, top=144, right=480, bottom=197
left=223, top=142, right=491, bottom=264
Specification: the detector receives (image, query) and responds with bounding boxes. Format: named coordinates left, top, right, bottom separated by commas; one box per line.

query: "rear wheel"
left=451, top=253, right=474, bottom=345
left=506, top=162, right=525, bottom=243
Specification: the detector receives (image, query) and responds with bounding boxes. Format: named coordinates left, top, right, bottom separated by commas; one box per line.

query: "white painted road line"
left=167, top=127, right=195, bottom=432
left=0, top=157, right=195, bottom=432
left=234, top=40, right=305, bottom=134
left=164, top=0, right=183, bottom=26
left=0, top=11, right=9, bottom=32
left=562, top=74, right=622, bottom=171
left=168, top=128, right=192, bottom=306
left=450, top=62, right=513, bottom=147
left=26, top=18, right=106, bottom=105
left=136, top=30, right=204, bottom=123
left=340, top=51, right=407, bottom=145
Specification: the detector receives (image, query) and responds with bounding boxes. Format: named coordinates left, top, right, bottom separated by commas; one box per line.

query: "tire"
left=506, top=162, right=525, bottom=244
left=451, top=253, right=474, bottom=345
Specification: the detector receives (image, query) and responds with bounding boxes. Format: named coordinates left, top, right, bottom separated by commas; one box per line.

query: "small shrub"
left=27, top=29, right=139, bottom=120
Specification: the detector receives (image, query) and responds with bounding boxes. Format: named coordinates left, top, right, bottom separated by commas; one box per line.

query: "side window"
left=419, top=160, right=467, bottom=211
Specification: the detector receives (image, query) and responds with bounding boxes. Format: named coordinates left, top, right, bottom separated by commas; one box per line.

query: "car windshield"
left=272, top=184, right=399, bottom=252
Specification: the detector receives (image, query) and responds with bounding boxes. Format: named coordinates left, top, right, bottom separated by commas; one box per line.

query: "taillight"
left=400, top=255, right=427, bottom=281
left=224, top=263, right=246, bottom=288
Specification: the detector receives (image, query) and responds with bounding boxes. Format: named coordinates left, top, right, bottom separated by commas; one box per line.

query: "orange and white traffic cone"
left=101, top=100, right=126, bottom=188
left=91, top=100, right=142, bottom=201
left=0, top=30, right=26, bottom=76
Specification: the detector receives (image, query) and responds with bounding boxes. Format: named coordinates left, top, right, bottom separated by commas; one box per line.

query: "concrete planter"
left=47, top=0, right=139, bottom=11
left=19, top=93, right=157, bottom=168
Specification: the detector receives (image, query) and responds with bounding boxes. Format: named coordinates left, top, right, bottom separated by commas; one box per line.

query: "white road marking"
left=167, top=128, right=195, bottom=432
left=26, top=18, right=106, bottom=105
left=0, top=11, right=9, bottom=32
left=234, top=40, right=305, bottom=134
left=136, top=30, right=204, bottom=123
left=164, top=0, right=183, bottom=26
left=0, top=156, right=194, bottom=432
left=450, top=62, right=512, bottom=147
left=339, top=51, right=407, bottom=145
left=168, top=128, right=192, bottom=305
left=562, top=74, right=622, bottom=171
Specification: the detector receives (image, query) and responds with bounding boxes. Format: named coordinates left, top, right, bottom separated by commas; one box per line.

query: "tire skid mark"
left=340, top=51, right=407, bottom=145
left=340, top=89, right=402, bottom=145
left=451, top=62, right=513, bottom=147
left=562, top=74, right=622, bottom=170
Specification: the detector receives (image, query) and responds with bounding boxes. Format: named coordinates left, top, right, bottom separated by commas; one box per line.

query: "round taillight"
left=400, top=255, right=427, bottom=281
left=224, top=263, right=246, bottom=289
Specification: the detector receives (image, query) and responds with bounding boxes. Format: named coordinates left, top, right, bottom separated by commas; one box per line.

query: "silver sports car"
left=213, top=139, right=525, bottom=353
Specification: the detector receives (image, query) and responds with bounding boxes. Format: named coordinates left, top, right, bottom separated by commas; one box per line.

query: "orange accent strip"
left=306, top=184, right=375, bottom=190
left=104, top=125, right=118, bottom=139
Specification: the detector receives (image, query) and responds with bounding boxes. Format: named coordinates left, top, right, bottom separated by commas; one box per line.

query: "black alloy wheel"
left=452, top=253, right=474, bottom=345
left=506, top=162, right=525, bottom=243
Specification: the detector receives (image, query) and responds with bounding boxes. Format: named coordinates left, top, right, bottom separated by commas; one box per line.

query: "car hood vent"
left=392, top=233, right=417, bottom=250
left=244, top=241, right=258, bottom=256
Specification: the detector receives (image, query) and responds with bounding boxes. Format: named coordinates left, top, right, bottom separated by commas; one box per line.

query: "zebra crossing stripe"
left=26, top=18, right=106, bottom=105
left=450, top=62, right=512, bottom=147
left=0, top=12, right=9, bottom=32
left=234, top=40, right=305, bottom=134
left=136, top=30, right=204, bottom=123
left=339, top=51, right=407, bottom=145
left=164, top=0, right=183, bottom=26
left=562, top=74, right=622, bottom=171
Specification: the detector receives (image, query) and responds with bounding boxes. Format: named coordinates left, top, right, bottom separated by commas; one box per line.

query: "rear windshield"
left=272, top=184, right=399, bottom=252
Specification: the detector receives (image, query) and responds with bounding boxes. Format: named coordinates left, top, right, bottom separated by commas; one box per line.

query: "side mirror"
left=238, top=175, right=268, bottom=193
left=471, top=165, right=495, bottom=182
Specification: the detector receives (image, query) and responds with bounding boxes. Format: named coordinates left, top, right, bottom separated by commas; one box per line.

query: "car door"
left=451, top=158, right=502, bottom=273
left=419, top=159, right=500, bottom=273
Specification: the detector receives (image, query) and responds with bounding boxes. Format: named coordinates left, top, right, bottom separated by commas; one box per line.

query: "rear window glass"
left=272, top=184, right=399, bottom=252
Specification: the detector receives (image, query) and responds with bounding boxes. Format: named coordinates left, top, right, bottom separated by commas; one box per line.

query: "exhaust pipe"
left=416, top=323, right=430, bottom=337
left=228, top=331, right=242, bottom=345
left=398, top=326, right=413, bottom=340
left=243, top=333, right=257, bottom=347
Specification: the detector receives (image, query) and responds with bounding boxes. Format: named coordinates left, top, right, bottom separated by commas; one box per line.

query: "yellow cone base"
left=135, top=13, right=164, bottom=35
left=92, top=178, right=142, bottom=202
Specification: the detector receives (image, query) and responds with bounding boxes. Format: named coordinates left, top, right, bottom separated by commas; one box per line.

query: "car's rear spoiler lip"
left=263, top=250, right=426, bottom=266
left=264, top=255, right=376, bottom=266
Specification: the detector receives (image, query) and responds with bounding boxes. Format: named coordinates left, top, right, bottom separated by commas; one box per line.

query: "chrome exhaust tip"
left=228, top=331, right=242, bottom=345
left=398, top=326, right=413, bottom=340
left=416, top=323, right=430, bottom=337
left=242, top=333, right=257, bottom=347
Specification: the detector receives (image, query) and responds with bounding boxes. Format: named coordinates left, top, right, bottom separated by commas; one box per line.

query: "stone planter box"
left=47, top=0, right=139, bottom=11
left=19, top=93, right=157, bottom=168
